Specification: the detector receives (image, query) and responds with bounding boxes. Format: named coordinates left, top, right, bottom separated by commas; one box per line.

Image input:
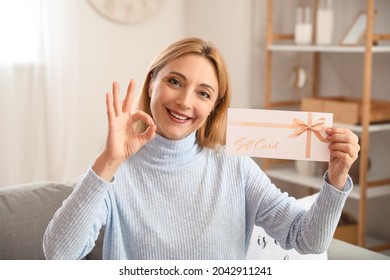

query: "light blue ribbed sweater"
left=43, top=132, right=351, bottom=260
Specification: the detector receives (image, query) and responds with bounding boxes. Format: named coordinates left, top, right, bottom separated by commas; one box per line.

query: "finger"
left=131, top=110, right=155, bottom=126
left=332, top=128, right=358, bottom=142
left=106, top=92, right=115, bottom=124
left=141, top=124, right=157, bottom=143
left=123, top=79, right=135, bottom=114
left=326, top=128, right=358, bottom=145
left=112, top=81, right=122, bottom=116
left=329, top=142, right=358, bottom=161
left=329, top=150, right=354, bottom=167
left=326, top=127, right=352, bottom=137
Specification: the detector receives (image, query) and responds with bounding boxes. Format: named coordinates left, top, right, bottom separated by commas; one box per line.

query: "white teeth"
left=170, top=110, right=188, bottom=120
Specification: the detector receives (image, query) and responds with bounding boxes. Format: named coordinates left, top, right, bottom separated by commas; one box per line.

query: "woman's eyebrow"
left=168, top=71, right=216, bottom=93
left=168, top=71, right=186, bottom=80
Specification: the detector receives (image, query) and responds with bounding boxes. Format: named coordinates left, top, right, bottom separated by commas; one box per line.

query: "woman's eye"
left=169, top=78, right=181, bottom=87
left=199, top=91, right=211, bottom=99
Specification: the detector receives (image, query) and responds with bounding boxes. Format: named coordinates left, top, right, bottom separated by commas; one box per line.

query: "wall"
left=186, top=0, right=254, bottom=109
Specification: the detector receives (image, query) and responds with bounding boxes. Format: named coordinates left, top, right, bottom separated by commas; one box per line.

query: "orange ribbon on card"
left=229, top=112, right=328, bottom=159
left=288, top=113, right=327, bottom=158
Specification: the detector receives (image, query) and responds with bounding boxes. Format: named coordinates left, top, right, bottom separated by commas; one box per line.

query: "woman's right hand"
left=92, top=80, right=156, bottom=181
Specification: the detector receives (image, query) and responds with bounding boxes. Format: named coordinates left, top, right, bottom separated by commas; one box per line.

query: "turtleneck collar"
left=135, top=132, right=204, bottom=167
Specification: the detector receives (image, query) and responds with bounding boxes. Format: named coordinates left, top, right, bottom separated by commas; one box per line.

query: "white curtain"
left=0, top=0, right=79, bottom=187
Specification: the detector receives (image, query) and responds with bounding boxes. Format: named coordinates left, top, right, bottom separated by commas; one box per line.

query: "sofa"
left=1, top=181, right=389, bottom=260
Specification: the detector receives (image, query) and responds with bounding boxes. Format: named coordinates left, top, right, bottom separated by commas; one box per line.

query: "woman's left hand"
left=326, top=127, right=360, bottom=190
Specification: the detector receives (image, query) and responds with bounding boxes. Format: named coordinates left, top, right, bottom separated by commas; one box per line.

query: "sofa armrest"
left=0, top=182, right=74, bottom=260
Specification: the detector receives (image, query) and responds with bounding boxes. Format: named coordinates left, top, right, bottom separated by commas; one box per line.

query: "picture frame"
left=340, top=11, right=374, bottom=46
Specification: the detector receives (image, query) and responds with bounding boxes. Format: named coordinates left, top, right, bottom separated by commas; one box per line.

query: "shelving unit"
left=266, top=165, right=390, bottom=200
left=264, top=0, right=390, bottom=251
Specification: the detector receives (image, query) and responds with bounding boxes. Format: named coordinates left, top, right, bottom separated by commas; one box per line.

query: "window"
left=0, top=0, right=38, bottom=64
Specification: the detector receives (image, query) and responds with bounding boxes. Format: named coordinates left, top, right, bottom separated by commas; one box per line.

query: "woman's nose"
left=176, top=90, right=192, bottom=109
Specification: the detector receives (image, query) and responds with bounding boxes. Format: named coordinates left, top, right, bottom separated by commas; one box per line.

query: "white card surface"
left=226, top=108, right=333, bottom=162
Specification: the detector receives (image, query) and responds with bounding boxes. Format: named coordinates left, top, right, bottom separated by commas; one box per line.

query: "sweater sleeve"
left=244, top=158, right=352, bottom=254
left=43, top=167, right=113, bottom=260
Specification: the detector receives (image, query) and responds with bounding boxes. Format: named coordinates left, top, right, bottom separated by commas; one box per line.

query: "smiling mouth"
left=167, top=109, right=191, bottom=121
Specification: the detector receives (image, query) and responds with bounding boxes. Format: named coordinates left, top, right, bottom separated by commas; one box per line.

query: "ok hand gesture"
left=93, top=80, right=156, bottom=181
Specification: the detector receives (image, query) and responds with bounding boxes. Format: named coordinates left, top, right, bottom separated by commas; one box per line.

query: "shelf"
left=267, top=44, right=390, bottom=53
left=264, top=0, right=389, bottom=248
left=333, top=122, right=390, bottom=133
left=265, top=165, right=390, bottom=200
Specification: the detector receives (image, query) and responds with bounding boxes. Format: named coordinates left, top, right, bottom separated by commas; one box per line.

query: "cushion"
left=246, top=193, right=328, bottom=260
left=0, top=182, right=73, bottom=259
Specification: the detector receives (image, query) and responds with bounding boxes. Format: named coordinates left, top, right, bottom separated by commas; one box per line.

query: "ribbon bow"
left=289, top=114, right=328, bottom=158
left=289, top=117, right=327, bottom=143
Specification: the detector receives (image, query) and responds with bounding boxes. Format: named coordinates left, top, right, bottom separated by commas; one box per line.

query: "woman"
left=43, top=37, right=359, bottom=260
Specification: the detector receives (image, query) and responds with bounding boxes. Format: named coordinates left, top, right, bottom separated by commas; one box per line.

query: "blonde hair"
left=136, top=37, right=231, bottom=148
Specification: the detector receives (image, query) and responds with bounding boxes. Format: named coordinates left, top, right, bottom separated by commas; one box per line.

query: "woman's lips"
left=167, top=109, right=192, bottom=122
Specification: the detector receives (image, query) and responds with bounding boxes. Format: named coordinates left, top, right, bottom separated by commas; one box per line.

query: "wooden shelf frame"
left=264, top=0, right=390, bottom=250
left=267, top=44, right=390, bottom=53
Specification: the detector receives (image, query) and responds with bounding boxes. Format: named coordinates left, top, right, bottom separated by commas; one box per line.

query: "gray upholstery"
left=0, top=182, right=73, bottom=259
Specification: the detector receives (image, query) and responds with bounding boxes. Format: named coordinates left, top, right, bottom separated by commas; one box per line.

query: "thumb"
left=140, top=124, right=157, bottom=144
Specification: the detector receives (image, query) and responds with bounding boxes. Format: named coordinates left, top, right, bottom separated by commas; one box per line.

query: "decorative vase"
left=295, top=6, right=312, bottom=45
left=316, top=0, right=334, bottom=45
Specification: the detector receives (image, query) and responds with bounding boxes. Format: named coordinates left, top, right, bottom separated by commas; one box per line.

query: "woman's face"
left=149, top=54, right=219, bottom=140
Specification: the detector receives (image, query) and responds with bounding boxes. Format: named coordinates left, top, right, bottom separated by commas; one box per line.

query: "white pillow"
left=246, top=193, right=328, bottom=260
